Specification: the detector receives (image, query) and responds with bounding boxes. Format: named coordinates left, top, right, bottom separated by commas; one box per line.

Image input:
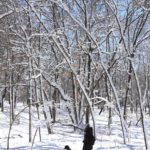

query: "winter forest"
left=0, top=0, right=150, bottom=150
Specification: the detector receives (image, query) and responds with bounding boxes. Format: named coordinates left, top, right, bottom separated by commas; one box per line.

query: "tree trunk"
left=132, top=62, right=149, bottom=150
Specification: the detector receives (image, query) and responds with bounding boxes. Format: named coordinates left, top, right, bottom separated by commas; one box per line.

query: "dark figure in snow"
left=64, top=145, right=71, bottom=150
left=83, top=124, right=95, bottom=150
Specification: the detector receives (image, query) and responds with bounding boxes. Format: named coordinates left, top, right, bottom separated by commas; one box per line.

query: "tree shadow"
left=95, top=144, right=144, bottom=150
left=0, top=144, right=61, bottom=150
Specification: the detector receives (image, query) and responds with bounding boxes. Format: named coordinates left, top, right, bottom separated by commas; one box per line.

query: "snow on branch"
left=58, top=122, right=84, bottom=131
left=0, top=10, right=13, bottom=20
left=43, top=75, right=72, bottom=102
left=0, top=29, right=4, bottom=33
left=31, top=73, right=41, bottom=79
left=91, top=97, right=114, bottom=108
left=142, top=6, right=150, bottom=12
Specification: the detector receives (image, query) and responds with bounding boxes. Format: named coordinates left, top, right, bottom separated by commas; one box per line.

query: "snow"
left=0, top=103, right=150, bottom=150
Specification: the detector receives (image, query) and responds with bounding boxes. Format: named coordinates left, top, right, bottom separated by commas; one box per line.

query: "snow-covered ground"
left=0, top=103, right=150, bottom=150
